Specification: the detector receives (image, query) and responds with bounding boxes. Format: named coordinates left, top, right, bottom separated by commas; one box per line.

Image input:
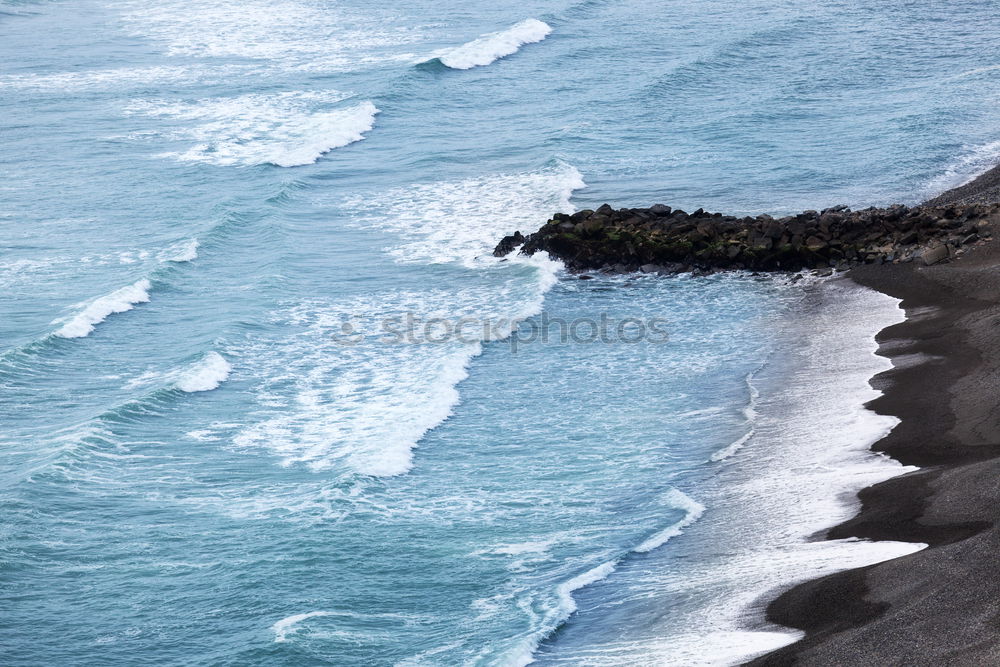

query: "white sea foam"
left=431, top=19, right=552, bottom=70
left=556, top=561, right=618, bottom=617
left=185, top=429, right=221, bottom=442
left=54, top=278, right=151, bottom=338
left=232, top=313, right=476, bottom=476
left=165, top=239, right=199, bottom=263
left=503, top=488, right=706, bottom=667
left=709, top=371, right=761, bottom=461
left=530, top=279, right=927, bottom=666
left=123, top=369, right=161, bottom=391
left=472, top=534, right=568, bottom=575
left=501, top=560, right=618, bottom=667
left=273, top=611, right=336, bottom=643
left=923, top=139, right=1000, bottom=199
left=633, top=489, right=706, bottom=553
left=126, top=93, right=378, bottom=167
left=117, top=250, right=147, bottom=265
left=272, top=609, right=419, bottom=643
left=175, top=352, right=231, bottom=392
left=231, top=284, right=545, bottom=477
left=234, top=166, right=584, bottom=477
left=0, top=65, right=233, bottom=91
left=492, top=538, right=560, bottom=557
left=119, top=0, right=421, bottom=71
left=0, top=258, right=56, bottom=288
left=344, top=161, right=585, bottom=266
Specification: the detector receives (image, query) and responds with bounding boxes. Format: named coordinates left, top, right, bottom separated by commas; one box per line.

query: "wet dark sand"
left=750, top=163, right=1000, bottom=665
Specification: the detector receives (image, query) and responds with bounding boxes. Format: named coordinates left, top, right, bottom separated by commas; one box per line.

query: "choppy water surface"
left=2, top=0, right=997, bottom=664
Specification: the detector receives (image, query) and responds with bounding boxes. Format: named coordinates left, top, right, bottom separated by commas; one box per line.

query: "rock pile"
left=493, top=202, right=999, bottom=274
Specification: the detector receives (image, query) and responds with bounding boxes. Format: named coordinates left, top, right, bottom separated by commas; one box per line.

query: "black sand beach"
left=494, top=163, right=1000, bottom=664
left=750, top=165, right=1000, bottom=665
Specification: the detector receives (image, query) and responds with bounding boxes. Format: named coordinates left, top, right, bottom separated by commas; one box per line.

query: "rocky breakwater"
left=493, top=202, right=1000, bottom=274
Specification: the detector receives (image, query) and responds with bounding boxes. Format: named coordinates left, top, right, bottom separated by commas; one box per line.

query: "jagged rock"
left=492, top=231, right=525, bottom=257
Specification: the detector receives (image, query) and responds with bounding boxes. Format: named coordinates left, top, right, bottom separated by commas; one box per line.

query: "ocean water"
left=2, top=0, right=998, bottom=664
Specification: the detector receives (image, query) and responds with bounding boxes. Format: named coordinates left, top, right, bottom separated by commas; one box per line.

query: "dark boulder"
left=921, top=244, right=950, bottom=266
left=492, top=231, right=525, bottom=257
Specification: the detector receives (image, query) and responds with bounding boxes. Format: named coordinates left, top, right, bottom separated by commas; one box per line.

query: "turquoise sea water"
left=1, top=0, right=998, bottom=664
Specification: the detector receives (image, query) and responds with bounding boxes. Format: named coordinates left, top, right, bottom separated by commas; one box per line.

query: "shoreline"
left=748, top=165, right=1000, bottom=664
left=519, top=272, right=924, bottom=666
left=684, top=275, right=926, bottom=664
left=489, top=161, right=1000, bottom=663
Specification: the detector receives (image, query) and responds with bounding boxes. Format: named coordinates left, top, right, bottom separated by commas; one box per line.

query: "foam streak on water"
left=503, top=489, right=706, bottom=667
left=709, top=370, right=760, bottom=462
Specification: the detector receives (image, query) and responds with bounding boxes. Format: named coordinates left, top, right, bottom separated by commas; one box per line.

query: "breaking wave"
left=427, top=19, right=551, bottom=70
left=125, top=93, right=379, bottom=167
left=54, top=279, right=152, bottom=339
left=175, top=351, right=231, bottom=393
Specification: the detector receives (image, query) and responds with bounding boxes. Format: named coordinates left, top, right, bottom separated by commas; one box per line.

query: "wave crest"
left=175, top=351, right=231, bottom=392
left=54, top=279, right=152, bottom=339
left=432, top=19, right=551, bottom=70
left=165, top=238, right=199, bottom=262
